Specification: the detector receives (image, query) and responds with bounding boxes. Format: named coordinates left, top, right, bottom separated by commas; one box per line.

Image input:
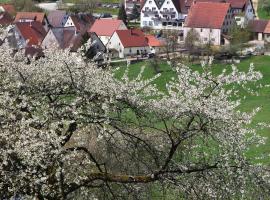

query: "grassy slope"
left=114, top=56, right=270, bottom=165
left=257, top=0, right=270, bottom=19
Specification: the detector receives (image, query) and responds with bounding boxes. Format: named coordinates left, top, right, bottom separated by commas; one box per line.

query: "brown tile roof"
left=69, top=14, right=95, bottom=34
left=47, top=10, right=67, bottom=27
left=116, top=29, right=148, bottom=48
left=185, top=2, right=230, bottom=29
left=14, top=12, right=45, bottom=23
left=248, top=19, right=269, bottom=33
left=188, top=0, right=248, bottom=9
left=264, top=21, right=270, bottom=34
left=89, top=19, right=125, bottom=37
left=0, top=12, right=13, bottom=26
left=15, top=22, right=47, bottom=46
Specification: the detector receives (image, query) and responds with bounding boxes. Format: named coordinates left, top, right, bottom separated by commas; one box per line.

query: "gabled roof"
left=89, top=19, right=125, bottom=37
left=69, top=13, right=95, bottom=33
left=190, top=0, right=248, bottom=9
left=248, top=19, right=270, bottom=33
left=185, top=2, right=230, bottom=29
left=116, top=29, right=148, bottom=48
left=14, top=12, right=46, bottom=23
left=47, top=10, right=67, bottom=27
left=0, top=4, right=15, bottom=14
left=0, top=12, right=13, bottom=25
left=44, top=27, right=86, bottom=51
left=15, top=22, right=47, bottom=46
left=145, top=35, right=165, bottom=47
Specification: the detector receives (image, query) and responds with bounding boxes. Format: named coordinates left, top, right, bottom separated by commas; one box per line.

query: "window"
left=201, top=28, right=203, bottom=32
left=149, top=21, right=153, bottom=26
left=143, top=21, right=147, bottom=26
left=210, top=29, right=212, bottom=33
left=204, top=38, right=208, bottom=41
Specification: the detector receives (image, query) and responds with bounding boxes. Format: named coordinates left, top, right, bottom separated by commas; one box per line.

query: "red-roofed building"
left=184, top=2, right=234, bottom=45
left=14, top=12, right=49, bottom=31
left=186, top=0, right=255, bottom=27
left=13, top=22, right=47, bottom=48
left=107, top=29, right=150, bottom=58
left=88, top=19, right=127, bottom=45
left=145, top=34, right=165, bottom=53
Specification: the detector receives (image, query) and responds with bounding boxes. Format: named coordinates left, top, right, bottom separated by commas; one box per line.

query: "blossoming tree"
left=0, top=29, right=269, bottom=199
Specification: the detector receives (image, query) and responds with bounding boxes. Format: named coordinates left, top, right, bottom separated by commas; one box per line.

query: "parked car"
left=100, top=13, right=112, bottom=18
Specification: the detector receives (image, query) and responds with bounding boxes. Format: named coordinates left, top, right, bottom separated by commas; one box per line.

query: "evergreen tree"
left=118, top=3, right=127, bottom=25
left=131, top=4, right=140, bottom=21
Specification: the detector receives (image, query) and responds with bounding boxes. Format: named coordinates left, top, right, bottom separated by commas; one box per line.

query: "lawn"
left=257, top=0, right=270, bottom=19
left=113, top=56, right=270, bottom=165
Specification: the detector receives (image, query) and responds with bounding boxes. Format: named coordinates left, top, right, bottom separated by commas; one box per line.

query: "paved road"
left=37, top=3, right=74, bottom=11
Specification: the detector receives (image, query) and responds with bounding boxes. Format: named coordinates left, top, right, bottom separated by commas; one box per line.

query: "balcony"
left=142, top=10, right=158, bottom=15
left=160, top=11, right=176, bottom=15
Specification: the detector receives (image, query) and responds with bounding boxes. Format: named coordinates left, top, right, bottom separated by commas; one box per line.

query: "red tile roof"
left=0, top=12, right=13, bottom=25
left=88, top=19, right=125, bottom=37
left=0, top=4, right=15, bottom=14
left=265, top=21, right=270, bottom=34
left=185, top=2, right=230, bottom=29
left=116, top=29, right=148, bottom=48
left=16, top=22, right=47, bottom=46
left=145, top=35, right=165, bottom=47
left=14, top=12, right=45, bottom=23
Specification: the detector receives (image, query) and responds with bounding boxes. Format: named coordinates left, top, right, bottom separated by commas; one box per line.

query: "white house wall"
left=184, top=28, right=221, bottom=45
left=140, top=0, right=185, bottom=30
left=42, top=30, right=59, bottom=49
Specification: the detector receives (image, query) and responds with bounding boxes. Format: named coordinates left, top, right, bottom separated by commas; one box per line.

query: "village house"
left=14, top=12, right=50, bottom=31
left=47, top=10, right=69, bottom=28
left=184, top=2, right=235, bottom=46
left=140, top=0, right=188, bottom=30
left=107, top=29, right=150, bottom=58
left=13, top=21, right=47, bottom=48
left=187, top=0, right=255, bottom=27
left=64, top=13, right=95, bottom=34
left=145, top=34, right=165, bottom=54
left=125, top=0, right=144, bottom=15
left=249, top=19, right=270, bottom=42
left=42, top=27, right=83, bottom=51
left=88, top=19, right=127, bottom=45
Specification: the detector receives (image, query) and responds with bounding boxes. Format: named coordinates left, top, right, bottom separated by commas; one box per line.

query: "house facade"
left=184, top=2, right=234, bottom=46
left=140, top=0, right=188, bottom=30
left=64, top=14, right=95, bottom=34
left=249, top=19, right=270, bottom=42
left=107, top=29, right=150, bottom=58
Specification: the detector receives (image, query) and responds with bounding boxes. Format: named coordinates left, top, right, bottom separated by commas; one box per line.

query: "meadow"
left=113, top=56, right=270, bottom=165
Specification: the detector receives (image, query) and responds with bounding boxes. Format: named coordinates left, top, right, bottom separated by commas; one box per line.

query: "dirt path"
left=252, top=0, right=259, bottom=19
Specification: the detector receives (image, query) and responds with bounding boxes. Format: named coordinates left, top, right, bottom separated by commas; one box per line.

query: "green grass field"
left=113, top=56, right=270, bottom=165
left=258, top=0, right=270, bottom=19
